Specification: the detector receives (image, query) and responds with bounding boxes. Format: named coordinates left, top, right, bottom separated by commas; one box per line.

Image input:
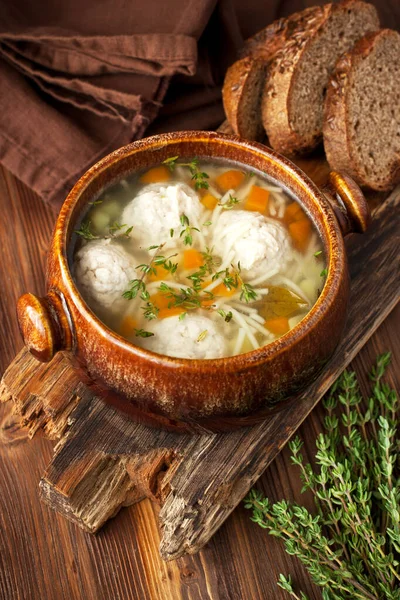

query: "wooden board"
left=1, top=178, right=399, bottom=561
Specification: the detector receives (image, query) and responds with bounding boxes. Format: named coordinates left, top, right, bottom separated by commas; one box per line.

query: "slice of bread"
left=262, top=0, right=379, bottom=155
left=222, top=57, right=266, bottom=140
left=323, top=29, right=400, bottom=191
left=223, top=7, right=323, bottom=141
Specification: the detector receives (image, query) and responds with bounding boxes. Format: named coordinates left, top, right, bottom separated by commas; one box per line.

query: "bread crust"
left=262, top=0, right=379, bottom=156
left=240, top=6, right=321, bottom=60
left=323, top=29, right=400, bottom=191
left=222, top=56, right=265, bottom=140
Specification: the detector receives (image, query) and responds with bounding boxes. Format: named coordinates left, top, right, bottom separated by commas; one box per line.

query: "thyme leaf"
left=134, top=328, right=154, bottom=338
left=75, top=220, right=98, bottom=240
left=179, top=213, right=200, bottom=246
left=219, top=193, right=239, bottom=210
left=162, top=156, right=210, bottom=190
left=108, top=222, right=133, bottom=238
left=217, top=309, right=233, bottom=323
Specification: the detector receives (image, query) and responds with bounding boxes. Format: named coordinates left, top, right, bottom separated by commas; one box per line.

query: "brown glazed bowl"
left=17, top=131, right=370, bottom=433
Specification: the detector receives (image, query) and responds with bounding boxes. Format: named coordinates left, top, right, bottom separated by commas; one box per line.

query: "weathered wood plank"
left=1, top=185, right=398, bottom=562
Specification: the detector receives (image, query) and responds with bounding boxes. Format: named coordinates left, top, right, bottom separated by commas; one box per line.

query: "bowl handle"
left=322, top=171, right=370, bottom=236
left=17, top=290, right=73, bottom=362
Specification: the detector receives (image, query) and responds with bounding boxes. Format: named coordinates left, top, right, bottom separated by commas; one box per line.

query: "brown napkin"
left=0, top=0, right=236, bottom=206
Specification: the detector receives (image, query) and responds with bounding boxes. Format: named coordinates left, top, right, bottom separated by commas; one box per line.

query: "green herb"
left=141, top=301, right=159, bottom=321
left=186, top=248, right=220, bottom=291
left=219, top=193, right=240, bottom=210
left=217, top=309, right=233, bottom=323
left=320, top=268, right=328, bottom=278
left=244, top=353, right=400, bottom=600
left=75, top=220, right=98, bottom=240
left=122, top=279, right=146, bottom=300
left=158, top=282, right=214, bottom=312
left=123, top=244, right=165, bottom=302
left=178, top=312, right=187, bottom=321
left=179, top=213, right=200, bottom=246
left=108, top=222, right=133, bottom=238
left=314, top=250, right=323, bottom=258
left=89, top=199, right=103, bottom=206
left=134, top=329, right=154, bottom=338
left=203, top=221, right=212, bottom=227
left=170, top=228, right=174, bottom=238
left=211, top=263, right=257, bottom=303
left=240, top=282, right=258, bottom=303
left=197, top=330, right=208, bottom=342
left=162, top=156, right=180, bottom=168
left=162, top=156, right=210, bottom=190
left=212, top=268, right=238, bottom=290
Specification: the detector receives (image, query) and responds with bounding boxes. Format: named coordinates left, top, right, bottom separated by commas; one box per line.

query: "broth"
left=71, top=158, right=327, bottom=359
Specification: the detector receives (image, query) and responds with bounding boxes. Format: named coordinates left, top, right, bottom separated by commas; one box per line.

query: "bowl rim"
left=53, top=130, right=346, bottom=371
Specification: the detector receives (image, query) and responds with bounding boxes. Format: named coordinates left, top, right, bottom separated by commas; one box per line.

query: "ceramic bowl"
left=17, top=131, right=370, bottom=432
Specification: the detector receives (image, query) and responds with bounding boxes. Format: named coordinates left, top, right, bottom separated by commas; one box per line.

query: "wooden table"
left=0, top=165, right=398, bottom=600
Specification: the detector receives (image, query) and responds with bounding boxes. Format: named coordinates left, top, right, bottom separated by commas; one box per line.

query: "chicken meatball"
left=212, top=210, right=291, bottom=279
left=74, top=238, right=136, bottom=310
left=122, top=182, right=204, bottom=248
left=138, top=313, right=227, bottom=359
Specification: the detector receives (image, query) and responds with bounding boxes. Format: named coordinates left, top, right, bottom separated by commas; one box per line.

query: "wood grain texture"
left=0, top=159, right=399, bottom=599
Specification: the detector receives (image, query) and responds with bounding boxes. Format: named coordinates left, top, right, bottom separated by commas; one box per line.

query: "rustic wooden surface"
left=0, top=160, right=399, bottom=599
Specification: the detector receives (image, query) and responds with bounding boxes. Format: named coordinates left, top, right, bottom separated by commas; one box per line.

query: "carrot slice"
left=183, top=249, right=203, bottom=270
left=158, top=306, right=185, bottom=319
left=215, top=170, right=245, bottom=192
left=140, top=165, right=171, bottom=184
left=201, top=193, right=218, bottom=210
left=284, top=201, right=305, bottom=224
left=265, top=316, right=290, bottom=336
left=147, top=265, right=170, bottom=282
left=201, top=297, right=215, bottom=308
left=289, top=219, right=312, bottom=252
left=150, top=292, right=171, bottom=310
left=213, top=281, right=237, bottom=297
left=119, top=315, right=138, bottom=338
left=245, top=185, right=270, bottom=213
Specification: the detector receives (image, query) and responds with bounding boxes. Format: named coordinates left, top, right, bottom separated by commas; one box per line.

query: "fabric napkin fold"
left=0, top=0, right=225, bottom=207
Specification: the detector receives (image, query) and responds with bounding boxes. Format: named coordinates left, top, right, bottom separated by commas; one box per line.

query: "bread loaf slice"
left=222, top=57, right=266, bottom=140
left=223, top=6, right=323, bottom=140
left=323, top=29, right=400, bottom=191
left=262, top=0, right=379, bottom=155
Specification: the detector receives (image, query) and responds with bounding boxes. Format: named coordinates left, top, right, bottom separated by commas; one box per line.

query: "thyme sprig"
left=211, top=262, right=258, bottom=303
left=245, top=353, right=400, bottom=600
left=179, top=214, right=200, bottom=246
left=75, top=220, right=98, bottom=240
left=187, top=247, right=221, bottom=291
left=108, top=221, right=133, bottom=238
left=123, top=244, right=180, bottom=321
left=218, top=193, right=240, bottom=210
left=134, top=328, right=154, bottom=338
left=162, top=156, right=210, bottom=190
left=75, top=220, right=133, bottom=240
left=158, top=282, right=215, bottom=312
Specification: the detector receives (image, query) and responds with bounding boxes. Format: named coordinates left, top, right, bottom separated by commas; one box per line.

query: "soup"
left=72, top=157, right=326, bottom=359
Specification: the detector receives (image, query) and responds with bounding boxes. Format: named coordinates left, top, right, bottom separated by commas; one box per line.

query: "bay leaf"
left=261, top=286, right=308, bottom=320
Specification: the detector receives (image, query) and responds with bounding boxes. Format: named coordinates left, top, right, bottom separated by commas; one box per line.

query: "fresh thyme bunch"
left=245, top=353, right=399, bottom=600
